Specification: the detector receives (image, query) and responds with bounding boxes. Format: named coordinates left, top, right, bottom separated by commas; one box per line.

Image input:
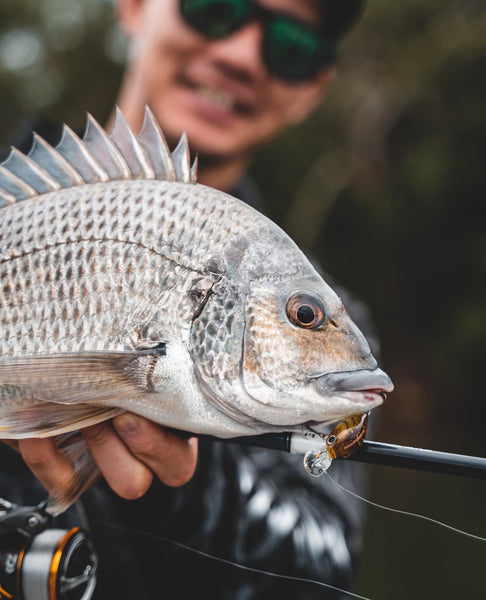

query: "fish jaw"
left=306, top=367, right=394, bottom=426
left=310, top=367, right=393, bottom=403
left=235, top=366, right=393, bottom=430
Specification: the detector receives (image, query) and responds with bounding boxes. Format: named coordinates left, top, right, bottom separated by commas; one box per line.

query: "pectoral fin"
left=0, top=400, right=124, bottom=438
left=0, top=348, right=165, bottom=405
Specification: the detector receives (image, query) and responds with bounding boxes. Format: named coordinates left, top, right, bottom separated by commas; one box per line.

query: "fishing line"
left=87, top=514, right=373, bottom=600
left=325, top=472, right=486, bottom=542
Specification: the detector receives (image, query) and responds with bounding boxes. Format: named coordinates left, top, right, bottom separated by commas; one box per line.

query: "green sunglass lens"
left=265, top=17, right=327, bottom=82
left=181, top=0, right=249, bottom=39
left=180, top=0, right=335, bottom=83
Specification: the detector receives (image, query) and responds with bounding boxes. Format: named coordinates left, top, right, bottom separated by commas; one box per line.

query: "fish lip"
left=346, top=389, right=387, bottom=406
left=309, top=368, right=394, bottom=398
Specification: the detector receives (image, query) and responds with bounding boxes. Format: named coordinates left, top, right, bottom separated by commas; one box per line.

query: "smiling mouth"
left=195, top=84, right=253, bottom=116
left=180, top=76, right=254, bottom=117
left=198, top=85, right=235, bottom=112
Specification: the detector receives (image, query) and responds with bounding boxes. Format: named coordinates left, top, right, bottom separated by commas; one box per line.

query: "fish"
left=0, top=106, right=393, bottom=510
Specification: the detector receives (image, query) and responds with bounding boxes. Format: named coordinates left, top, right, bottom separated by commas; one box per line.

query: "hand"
left=16, top=415, right=198, bottom=501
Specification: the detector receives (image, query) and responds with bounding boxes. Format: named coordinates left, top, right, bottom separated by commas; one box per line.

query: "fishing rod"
left=198, top=430, right=486, bottom=481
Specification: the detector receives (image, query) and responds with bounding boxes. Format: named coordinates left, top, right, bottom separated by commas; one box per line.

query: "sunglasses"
left=179, top=0, right=336, bottom=83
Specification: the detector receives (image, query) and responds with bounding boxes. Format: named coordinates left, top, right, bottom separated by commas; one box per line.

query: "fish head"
left=240, top=270, right=393, bottom=430
left=188, top=202, right=393, bottom=436
left=190, top=237, right=393, bottom=436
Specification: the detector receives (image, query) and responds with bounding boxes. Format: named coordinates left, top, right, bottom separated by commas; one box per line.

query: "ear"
left=285, top=66, right=336, bottom=126
left=115, top=0, right=147, bottom=37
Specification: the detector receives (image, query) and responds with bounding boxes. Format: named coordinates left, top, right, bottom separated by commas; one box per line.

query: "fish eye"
left=286, top=293, right=326, bottom=329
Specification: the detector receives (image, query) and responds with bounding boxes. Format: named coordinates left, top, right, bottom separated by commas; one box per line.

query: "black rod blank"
left=200, top=433, right=486, bottom=480
left=348, top=440, right=486, bottom=480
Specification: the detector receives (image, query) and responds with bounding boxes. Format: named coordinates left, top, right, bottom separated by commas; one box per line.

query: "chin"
left=157, top=111, right=247, bottom=158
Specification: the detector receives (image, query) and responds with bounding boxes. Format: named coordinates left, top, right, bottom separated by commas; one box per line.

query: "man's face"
left=118, top=0, right=333, bottom=161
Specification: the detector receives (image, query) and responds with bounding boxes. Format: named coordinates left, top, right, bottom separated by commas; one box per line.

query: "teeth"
left=197, top=86, right=235, bottom=111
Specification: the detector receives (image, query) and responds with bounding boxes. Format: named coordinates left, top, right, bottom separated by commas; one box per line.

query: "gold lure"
left=304, top=413, right=369, bottom=476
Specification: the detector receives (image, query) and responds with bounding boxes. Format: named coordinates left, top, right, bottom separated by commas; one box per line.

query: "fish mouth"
left=309, top=367, right=394, bottom=406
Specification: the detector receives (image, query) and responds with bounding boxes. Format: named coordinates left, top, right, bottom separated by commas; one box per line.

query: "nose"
left=207, top=22, right=266, bottom=81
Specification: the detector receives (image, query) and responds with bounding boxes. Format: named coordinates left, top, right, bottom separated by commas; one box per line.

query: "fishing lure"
left=304, top=413, right=369, bottom=476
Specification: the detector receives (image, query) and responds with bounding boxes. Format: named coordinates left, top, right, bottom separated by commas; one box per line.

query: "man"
left=113, top=0, right=337, bottom=190
left=2, top=1, right=371, bottom=597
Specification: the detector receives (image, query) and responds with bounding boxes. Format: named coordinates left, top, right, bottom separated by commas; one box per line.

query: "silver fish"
left=0, top=107, right=393, bottom=510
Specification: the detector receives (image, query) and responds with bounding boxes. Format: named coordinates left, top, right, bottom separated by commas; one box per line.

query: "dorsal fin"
left=0, top=188, right=17, bottom=207
left=28, top=133, right=85, bottom=188
left=2, top=148, right=61, bottom=196
left=83, top=114, right=132, bottom=180
left=110, top=107, right=155, bottom=180
left=171, top=132, right=192, bottom=183
left=56, top=124, right=110, bottom=184
left=138, top=107, right=176, bottom=181
left=0, top=164, right=37, bottom=201
left=0, top=105, right=198, bottom=204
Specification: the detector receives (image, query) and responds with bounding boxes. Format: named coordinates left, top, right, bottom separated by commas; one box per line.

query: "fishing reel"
left=0, top=498, right=97, bottom=600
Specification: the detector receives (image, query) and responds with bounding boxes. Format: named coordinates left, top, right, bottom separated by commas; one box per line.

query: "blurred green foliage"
left=254, top=0, right=486, bottom=451
left=0, top=1, right=485, bottom=599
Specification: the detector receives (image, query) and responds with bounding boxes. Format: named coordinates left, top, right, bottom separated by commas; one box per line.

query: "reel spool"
left=0, top=499, right=97, bottom=600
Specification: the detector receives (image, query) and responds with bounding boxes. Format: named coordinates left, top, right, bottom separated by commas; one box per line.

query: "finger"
left=82, top=421, right=154, bottom=500
left=113, top=414, right=198, bottom=487
left=2, top=439, right=20, bottom=453
left=18, top=437, right=75, bottom=498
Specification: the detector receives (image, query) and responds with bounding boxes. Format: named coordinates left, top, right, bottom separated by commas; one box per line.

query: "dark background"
left=0, top=1, right=485, bottom=598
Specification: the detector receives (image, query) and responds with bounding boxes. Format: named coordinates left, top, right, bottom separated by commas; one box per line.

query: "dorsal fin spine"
left=0, top=189, right=17, bottom=207
left=110, top=107, right=155, bottom=180
left=29, top=133, right=85, bottom=187
left=190, top=155, right=198, bottom=183
left=0, top=164, right=37, bottom=201
left=57, top=125, right=109, bottom=183
left=137, top=106, right=176, bottom=181
left=2, top=148, right=61, bottom=195
left=171, top=132, right=191, bottom=183
left=83, top=114, right=132, bottom=180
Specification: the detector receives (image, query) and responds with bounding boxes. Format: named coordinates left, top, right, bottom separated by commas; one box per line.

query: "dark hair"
left=321, top=0, right=367, bottom=40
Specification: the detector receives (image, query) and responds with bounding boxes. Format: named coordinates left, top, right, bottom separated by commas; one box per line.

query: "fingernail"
left=114, top=414, right=140, bottom=436
left=187, top=437, right=198, bottom=450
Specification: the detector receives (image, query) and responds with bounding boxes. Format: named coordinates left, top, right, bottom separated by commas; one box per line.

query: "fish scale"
left=0, top=106, right=393, bottom=512
left=0, top=181, right=218, bottom=351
